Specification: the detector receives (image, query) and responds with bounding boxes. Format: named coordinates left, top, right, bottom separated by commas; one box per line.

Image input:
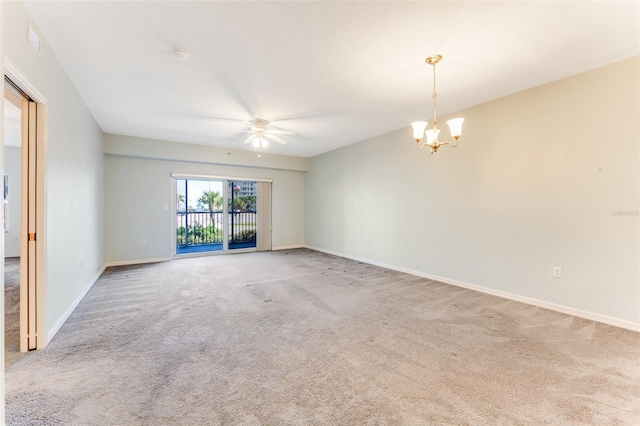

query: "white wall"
left=105, top=133, right=309, bottom=172
left=4, top=147, right=21, bottom=257
left=105, top=135, right=305, bottom=263
left=305, top=57, right=639, bottom=328
left=3, top=1, right=105, bottom=340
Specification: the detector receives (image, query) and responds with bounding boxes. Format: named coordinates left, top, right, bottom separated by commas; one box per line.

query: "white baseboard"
left=105, top=257, right=172, bottom=267
left=273, top=244, right=304, bottom=251
left=47, top=264, right=107, bottom=344
left=304, top=245, right=640, bottom=333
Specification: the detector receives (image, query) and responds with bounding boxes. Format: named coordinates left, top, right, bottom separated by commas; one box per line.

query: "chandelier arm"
left=450, top=139, right=459, bottom=148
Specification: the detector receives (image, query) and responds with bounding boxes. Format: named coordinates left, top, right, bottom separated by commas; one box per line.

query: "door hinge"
left=28, top=233, right=36, bottom=241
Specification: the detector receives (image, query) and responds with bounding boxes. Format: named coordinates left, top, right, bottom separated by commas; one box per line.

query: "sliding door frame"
left=170, top=173, right=272, bottom=258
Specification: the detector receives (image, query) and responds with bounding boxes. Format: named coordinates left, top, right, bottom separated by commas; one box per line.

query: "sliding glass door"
left=228, top=180, right=257, bottom=250
left=175, top=178, right=257, bottom=254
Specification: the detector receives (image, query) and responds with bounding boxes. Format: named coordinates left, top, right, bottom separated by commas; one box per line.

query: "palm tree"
left=197, top=191, right=222, bottom=229
left=177, top=194, right=185, bottom=211
left=238, top=195, right=256, bottom=212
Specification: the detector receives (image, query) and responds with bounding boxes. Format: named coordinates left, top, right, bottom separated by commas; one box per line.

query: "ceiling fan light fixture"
left=243, top=118, right=293, bottom=155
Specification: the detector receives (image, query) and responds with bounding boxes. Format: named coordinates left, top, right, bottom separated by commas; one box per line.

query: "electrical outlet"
left=141, top=239, right=146, bottom=246
left=80, top=261, right=83, bottom=270
left=553, top=266, right=562, bottom=278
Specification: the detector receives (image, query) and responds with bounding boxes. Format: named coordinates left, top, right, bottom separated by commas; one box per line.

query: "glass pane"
left=176, top=179, right=224, bottom=254
left=228, top=181, right=257, bottom=250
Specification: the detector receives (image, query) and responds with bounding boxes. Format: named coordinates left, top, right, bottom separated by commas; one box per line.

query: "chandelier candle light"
left=411, top=55, right=465, bottom=154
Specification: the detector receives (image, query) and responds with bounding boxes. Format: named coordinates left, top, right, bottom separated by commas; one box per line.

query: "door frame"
left=172, top=176, right=227, bottom=255
left=170, top=173, right=271, bottom=257
left=5, top=60, right=48, bottom=351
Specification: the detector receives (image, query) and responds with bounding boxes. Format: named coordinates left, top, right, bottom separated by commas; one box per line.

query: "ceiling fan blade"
left=265, top=129, right=295, bottom=135
left=243, top=135, right=257, bottom=144
left=264, top=134, right=288, bottom=145
left=177, top=113, right=247, bottom=124
left=270, top=110, right=339, bottom=122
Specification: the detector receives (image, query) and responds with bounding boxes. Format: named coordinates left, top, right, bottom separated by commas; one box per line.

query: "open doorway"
left=3, top=74, right=46, bottom=359
left=3, top=89, right=22, bottom=365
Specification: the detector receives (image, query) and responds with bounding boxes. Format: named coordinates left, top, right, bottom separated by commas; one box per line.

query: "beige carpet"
left=5, top=249, right=640, bottom=425
left=4, top=257, right=25, bottom=368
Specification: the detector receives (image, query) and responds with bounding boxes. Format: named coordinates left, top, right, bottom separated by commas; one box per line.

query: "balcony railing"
left=176, top=210, right=256, bottom=247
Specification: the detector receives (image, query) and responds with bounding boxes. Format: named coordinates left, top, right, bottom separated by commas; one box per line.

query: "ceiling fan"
left=242, top=118, right=295, bottom=156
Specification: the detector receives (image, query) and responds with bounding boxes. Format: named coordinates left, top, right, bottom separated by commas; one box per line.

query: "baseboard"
left=104, top=257, right=172, bottom=267
left=272, top=244, right=304, bottom=251
left=304, top=245, right=640, bottom=333
left=47, top=264, right=107, bottom=344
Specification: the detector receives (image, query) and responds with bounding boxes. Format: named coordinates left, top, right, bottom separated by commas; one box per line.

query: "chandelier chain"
left=432, top=62, right=438, bottom=129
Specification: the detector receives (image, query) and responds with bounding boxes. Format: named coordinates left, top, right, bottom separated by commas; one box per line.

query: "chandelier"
left=411, top=55, right=465, bottom=154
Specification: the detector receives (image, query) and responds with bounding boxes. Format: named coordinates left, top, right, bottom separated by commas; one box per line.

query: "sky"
left=177, top=179, right=223, bottom=210
left=176, top=179, right=255, bottom=210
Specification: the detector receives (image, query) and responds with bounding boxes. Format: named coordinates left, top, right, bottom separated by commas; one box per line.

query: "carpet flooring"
left=5, top=249, right=640, bottom=425
left=4, top=257, right=24, bottom=368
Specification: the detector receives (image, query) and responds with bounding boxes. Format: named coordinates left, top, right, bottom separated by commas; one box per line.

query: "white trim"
left=304, top=245, right=640, bottom=333
left=4, top=59, right=47, bottom=103
left=104, top=257, right=172, bottom=267
left=170, top=172, right=273, bottom=183
left=273, top=244, right=304, bottom=251
left=47, top=265, right=106, bottom=344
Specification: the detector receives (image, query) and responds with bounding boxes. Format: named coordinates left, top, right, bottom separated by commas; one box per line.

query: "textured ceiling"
left=23, top=1, right=640, bottom=157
